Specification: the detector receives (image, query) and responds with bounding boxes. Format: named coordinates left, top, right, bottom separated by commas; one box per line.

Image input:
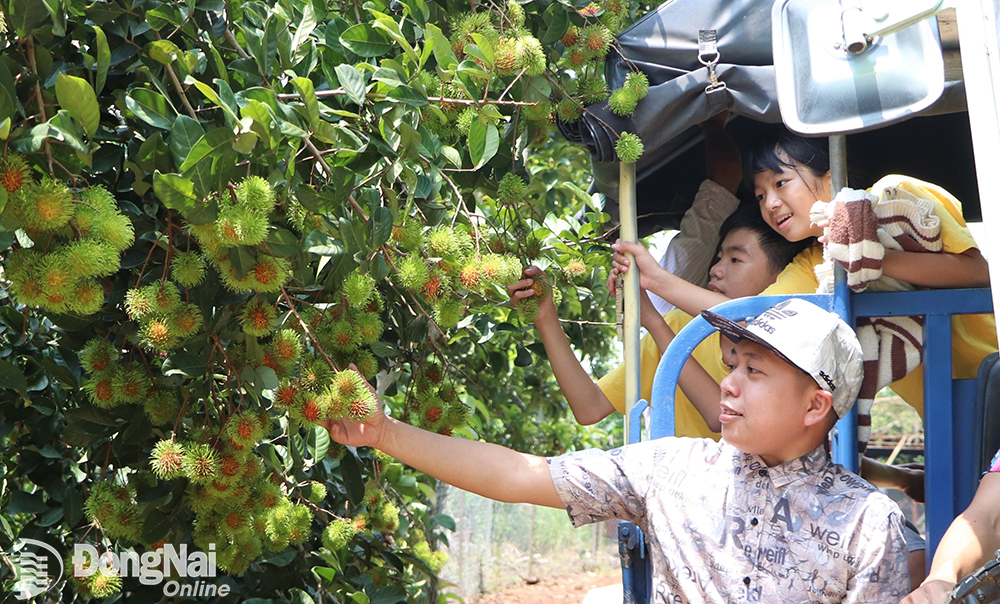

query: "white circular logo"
left=7, top=538, right=64, bottom=600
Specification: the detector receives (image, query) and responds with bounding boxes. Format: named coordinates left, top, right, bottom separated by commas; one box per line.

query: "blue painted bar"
left=833, top=265, right=859, bottom=472
left=852, top=288, right=993, bottom=317
left=924, top=314, right=955, bottom=557
left=628, top=399, right=648, bottom=445
left=953, top=379, right=978, bottom=515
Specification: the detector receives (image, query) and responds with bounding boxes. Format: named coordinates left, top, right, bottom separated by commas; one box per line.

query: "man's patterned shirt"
left=548, top=438, right=909, bottom=604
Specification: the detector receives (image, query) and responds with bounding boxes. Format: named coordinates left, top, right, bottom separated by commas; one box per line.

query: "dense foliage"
left=0, top=0, right=641, bottom=600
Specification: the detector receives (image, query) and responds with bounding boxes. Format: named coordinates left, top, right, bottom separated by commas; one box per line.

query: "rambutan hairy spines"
left=69, top=279, right=106, bottom=315
left=226, top=411, right=264, bottom=447
left=615, top=131, right=644, bottom=163
left=182, top=443, right=220, bottom=484
left=216, top=205, right=268, bottom=247
left=497, top=173, right=527, bottom=205
left=343, top=271, right=376, bottom=309
left=624, top=71, right=650, bottom=98
left=0, top=153, right=30, bottom=193
left=144, top=389, right=180, bottom=425
left=356, top=312, right=384, bottom=345
left=322, top=518, right=359, bottom=552
left=562, top=259, right=588, bottom=281
left=172, top=251, right=206, bottom=288
left=80, top=338, right=117, bottom=373
left=61, top=239, right=119, bottom=279
left=22, top=177, right=74, bottom=231
left=236, top=175, right=276, bottom=214
left=608, top=87, right=639, bottom=116
left=426, top=226, right=459, bottom=257
left=397, top=255, right=430, bottom=290
left=150, top=440, right=186, bottom=479
left=240, top=298, right=277, bottom=337
left=433, top=296, right=464, bottom=328
left=112, top=367, right=148, bottom=404
left=169, top=303, right=203, bottom=338
left=85, top=373, right=118, bottom=408
left=328, top=369, right=367, bottom=402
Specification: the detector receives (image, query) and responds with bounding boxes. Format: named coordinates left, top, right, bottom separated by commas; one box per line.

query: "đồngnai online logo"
left=72, top=542, right=230, bottom=597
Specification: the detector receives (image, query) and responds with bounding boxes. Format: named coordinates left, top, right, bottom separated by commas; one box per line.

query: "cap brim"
left=700, top=309, right=806, bottom=377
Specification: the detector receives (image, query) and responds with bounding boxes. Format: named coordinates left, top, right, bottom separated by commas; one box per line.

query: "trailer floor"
left=470, top=569, right=621, bottom=604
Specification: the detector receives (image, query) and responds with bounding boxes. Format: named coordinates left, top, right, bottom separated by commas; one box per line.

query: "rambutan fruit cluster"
left=85, top=479, right=142, bottom=542
left=514, top=272, right=551, bottom=322
left=3, top=180, right=134, bottom=315
left=278, top=366, right=380, bottom=429
left=78, top=337, right=182, bottom=423
left=406, top=365, right=473, bottom=436
left=615, top=131, right=645, bottom=164
left=124, top=280, right=202, bottom=351
left=608, top=71, right=650, bottom=117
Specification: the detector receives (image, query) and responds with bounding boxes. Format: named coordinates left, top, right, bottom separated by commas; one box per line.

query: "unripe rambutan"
left=562, top=260, right=588, bottom=281
left=328, top=368, right=367, bottom=402
left=302, top=481, right=327, bottom=503
left=624, top=71, right=650, bottom=98
left=451, top=12, right=497, bottom=58
left=220, top=506, right=253, bottom=539
left=169, top=303, right=203, bottom=338
left=243, top=453, right=264, bottom=479
left=608, top=87, right=639, bottom=116
left=150, top=440, right=186, bottom=479
left=446, top=399, right=472, bottom=427
left=273, top=381, right=299, bottom=410
left=494, top=37, right=520, bottom=74
left=141, top=317, right=176, bottom=351
left=217, top=453, right=243, bottom=483
left=433, top=296, right=465, bottom=328
left=256, top=480, right=283, bottom=509
left=342, top=271, right=376, bottom=308
left=251, top=255, right=289, bottom=292
left=124, top=286, right=155, bottom=320
left=144, top=389, right=180, bottom=425
left=22, top=178, right=74, bottom=231
left=112, top=367, right=148, bottom=404
left=392, top=220, right=424, bottom=251
left=421, top=400, right=445, bottom=429
left=497, top=173, right=527, bottom=205
left=426, top=226, right=459, bottom=257
left=236, top=175, right=276, bottom=214
left=458, top=261, right=482, bottom=291
left=517, top=35, right=547, bottom=76
left=356, top=311, right=384, bottom=345
left=63, top=239, right=119, bottom=279
left=271, top=329, right=302, bottom=364
left=322, top=518, right=359, bottom=551
left=89, top=567, right=123, bottom=598
left=566, top=47, right=589, bottom=68
left=421, top=271, right=448, bottom=301
left=85, top=373, right=118, bottom=408
left=557, top=98, right=583, bottom=123
left=171, top=251, right=206, bottom=288
left=615, top=131, right=644, bottom=163
left=68, top=279, right=106, bottom=315
left=582, top=24, right=612, bottom=54
left=286, top=503, right=314, bottom=545
left=216, top=205, right=268, bottom=247
left=351, top=349, right=379, bottom=380
left=516, top=296, right=541, bottom=323
left=372, top=501, right=399, bottom=532
left=294, top=392, right=328, bottom=426
left=328, top=442, right=347, bottom=461
left=226, top=411, right=264, bottom=447
left=183, top=443, right=220, bottom=484
left=0, top=153, right=30, bottom=193
left=347, top=390, right=379, bottom=422
left=298, top=355, right=333, bottom=392
left=150, top=283, right=181, bottom=314
left=397, top=255, right=430, bottom=290
left=326, top=318, right=358, bottom=351
left=38, top=254, right=74, bottom=294
left=80, top=339, right=117, bottom=373
left=578, top=75, right=610, bottom=105
left=454, top=107, right=476, bottom=135
left=562, top=25, right=581, bottom=47
left=240, top=298, right=276, bottom=337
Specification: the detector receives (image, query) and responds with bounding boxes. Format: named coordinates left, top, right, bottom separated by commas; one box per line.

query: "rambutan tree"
left=0, top=0, right=641, bottom=600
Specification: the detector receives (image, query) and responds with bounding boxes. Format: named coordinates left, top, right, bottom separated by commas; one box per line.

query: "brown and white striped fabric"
left=811, top=186, right=943, bottom=452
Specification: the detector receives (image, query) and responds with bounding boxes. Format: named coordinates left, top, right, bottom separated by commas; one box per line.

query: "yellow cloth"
left=761, top=175, right=998, bottom=416
left=598, top=310, right=723, bottom=440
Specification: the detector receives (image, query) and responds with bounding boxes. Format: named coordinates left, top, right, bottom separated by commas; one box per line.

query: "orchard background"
left=0, top=0, right=645, bottom=600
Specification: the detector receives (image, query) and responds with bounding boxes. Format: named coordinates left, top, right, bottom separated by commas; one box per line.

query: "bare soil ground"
left=469, top=569, right=622, bottom=604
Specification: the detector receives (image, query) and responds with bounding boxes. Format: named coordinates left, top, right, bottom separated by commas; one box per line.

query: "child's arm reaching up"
left=325, top=370, right=564, bottom=508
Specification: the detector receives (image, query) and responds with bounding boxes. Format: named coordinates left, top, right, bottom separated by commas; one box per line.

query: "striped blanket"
left=811, top=186, right=942, bottom=452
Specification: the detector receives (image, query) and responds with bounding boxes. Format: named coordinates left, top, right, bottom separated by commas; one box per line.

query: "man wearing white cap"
left=326, top=298, right=910, bottom=603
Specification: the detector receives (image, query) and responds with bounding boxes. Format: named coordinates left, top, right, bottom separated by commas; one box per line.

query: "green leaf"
left=291, top=1, right=319, bottom=51
left=63, top=486, right=83, bottom=527
left=93, top=26, right=110, bottom=94
left=162, top=353, right=206, bottom=378
left=7, top=0, right=49, bottom=37
left=369, top=206, right=392, bottom=247
left=304, top=231, right=347, bottom=256
left=55, top=74, right=100, bottom=138
left=63, top=407, right=119, bottom=427
left=425, top=23, right=458, bottom=70
left=338, top=453, right=365, bottom=506
left=514, top=343, right=533, bottom=367
left=335, top=64, right=367, bottom=106
left=7, top=491, right=47, bottom=515
left=262, top=548, right=298, bottom=568
left=190, top=79, right=240, bottom=124
left=265, top=227, right=300, bottom=258
left=126, top=89, right=176, bottom=129
left=386, top=85, right=427, bottom=107
left=179, top=127, right=236, bottom=172
left=339, top=23, right=393, bottom=57
left=432, top=514, right=456, bottom=531
left=145, top=40, right=182, bottom=65
left=141, top=512, right=172, bottom=543
left=0, top=359, right=27, bottom=396
left=47, top=111, right=90, bottom=154
left=40, top=0, right=67, bottom=36
left=37, top=507, right=63, bottom=527
left=0, top=62, right=17, bottom=125
left=371, top=586, right=408, bottom=604
left=229, top=245, right=256, bottom=279
left=468, top=119, right=499, bottom=170
left=350, top=593, right=370, bottom=604
left=291, top=77, right=320, bottom=129
left=153, top=171, right=199, bottom=212
left=255, top=366, right=279, bottom=390
left=169, top=115, right=205, bottom=167
left=541, top=5, right=571, bottom=45
left=308, top=426, right=330, bottom=461
left=290, top=588, right=316, bottom=604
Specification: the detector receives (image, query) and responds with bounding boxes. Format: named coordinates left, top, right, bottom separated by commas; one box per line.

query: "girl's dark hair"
left=716, top=205, right=813, bottom=273
left=742, top=125, right=830, bottom=192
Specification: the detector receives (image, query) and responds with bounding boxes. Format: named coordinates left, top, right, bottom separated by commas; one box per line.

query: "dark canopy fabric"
left=558, top=0, right=980, bottom=236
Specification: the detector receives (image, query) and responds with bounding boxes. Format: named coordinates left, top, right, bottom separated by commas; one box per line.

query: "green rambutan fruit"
left=392, top=221, right=424, bottom=251
left=327, top=318, right=359, bottom=351
left=256, top=480, right=283, bottom=510
left=342, top=271, right=376, bottom=308
left=497, top=173, right=527, bottom=205
left=84, top=482, right=117, bottom=525
left=240, top=298, right=277, bottom=337
left=270, top=329, right=302, bottom=365
left=144, top=389, right=180, bottom=425
left=562, top=25, right=580, bottom=47
left=624, top=71, right=650, bottom=98
left=243, top=453, right=264, bottom=479
left=168, top=303, right=203, bottom=338
left=273, top=381, right=299, bottom=411
left=420, top=398, right=446, bottom=430
left=421, top=271, right=448, bottom=301
left=455, top=106, right=477, bottom=135
left=517, top=35, right=547, bottom=75
left=562, top=259, right=588, bottom=281
left=372, top=501, right=399, bottom=532
left=328, top=442, right=347, bottom=461
left=217, top=453, right=243, bottom=484
left=141, top=317, right=176, bottom=351
left=557, top=98, right=583, bottom=123
left=61, top=239, right=119, bottom=279
left=293, top=392, right=329, bottom=426
left=84, top=373, right=118, bottom=408
left=124, top=286, right=155, bottom=321
left=69, top=279, right=105, bottom=315
left=566, top=47, right=589, bottom=69
left=287, top=503, right=314, bottom=545
left=355, top=311, right=384, bottom=346
left=505, top=0, right=525, bottom=28
left=397, top=255, right=429, bottom=290
left=521, top=101, right=553, bottom=123
left=149, top=283, right=181, bottom=314
left=38, top=254, right=74, bottom=295
left=171, top=251, right=206, bottom=288
left=451, top=12, right=497, bottom=57
left=615, top=131, right=644, bottom=163
left=112, top=367, right=148, bottom=404
left=216, top=205, right=268, bottom=247
left=582, top=24, right=612, bottom=54
left=458, top=261, right=481, bottom=292
left=302, top=481, right=327, bottom=503
left=347, top=392, right=378, bottom=422
left=226, top=411, right=265, bottom=447
left=578, top=75, right=610, bottom=105
left=183, top=443, right=220, bottom=484
left=322, top=518, right=359, bottom=551
left=80, top=339, right=117, bottom=373
left=608, top=87, right=639, bottom=116
left=433, top=296, right=465, bottom=328
left=236, top=175, right=276, bottom=214
left=89, top=567, right=123, bottom=598
left=446, top=399, right=472, bottom=427
left=22, top=178, right=74, bottom=231
left=4, top=248, right=41, bottom=283
left=351, top=349, right=379, bottom=380
left=298, top=355, right=333, bottom=392
left=250, top=255, right=289, bottom=292
left=0, top=153, right=30, bottom=193
left=220, top=505, right=253, bottom=540
left=150, top=440, right=186, bottom=479
left=494, top=37, right=520, bottom=74
left=426, top=226, right=459, bottom=257
left=516, top=296, right=541, bottom=322
left=327, top=368, right=367, bottom=404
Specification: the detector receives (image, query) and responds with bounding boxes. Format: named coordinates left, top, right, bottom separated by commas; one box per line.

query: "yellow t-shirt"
left=597, top=310, right=724, bottom=440
left=761, top=175, right=998, bottom=416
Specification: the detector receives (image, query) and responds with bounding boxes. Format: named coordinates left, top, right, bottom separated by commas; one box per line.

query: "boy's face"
left=753, top=154, right=830, bottom=242
left=708, top=228, right=782, bottom=299
left=718, top=339, right=822, bottom=466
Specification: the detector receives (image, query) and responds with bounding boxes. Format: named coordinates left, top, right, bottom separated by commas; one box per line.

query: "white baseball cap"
left=702, top=298, right=864, bottom=417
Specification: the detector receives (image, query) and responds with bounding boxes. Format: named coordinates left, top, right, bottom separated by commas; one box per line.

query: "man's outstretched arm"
left=325, top=386, right=564, bottom=509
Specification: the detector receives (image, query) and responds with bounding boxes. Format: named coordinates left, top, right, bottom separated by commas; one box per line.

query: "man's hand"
left=899, top=579, right=955, bottom=604
left=610, top=239, right=664, bottom=291
left=896, top=462, right=925, bottom=504
left=506, top=266, right=556, bottom=325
